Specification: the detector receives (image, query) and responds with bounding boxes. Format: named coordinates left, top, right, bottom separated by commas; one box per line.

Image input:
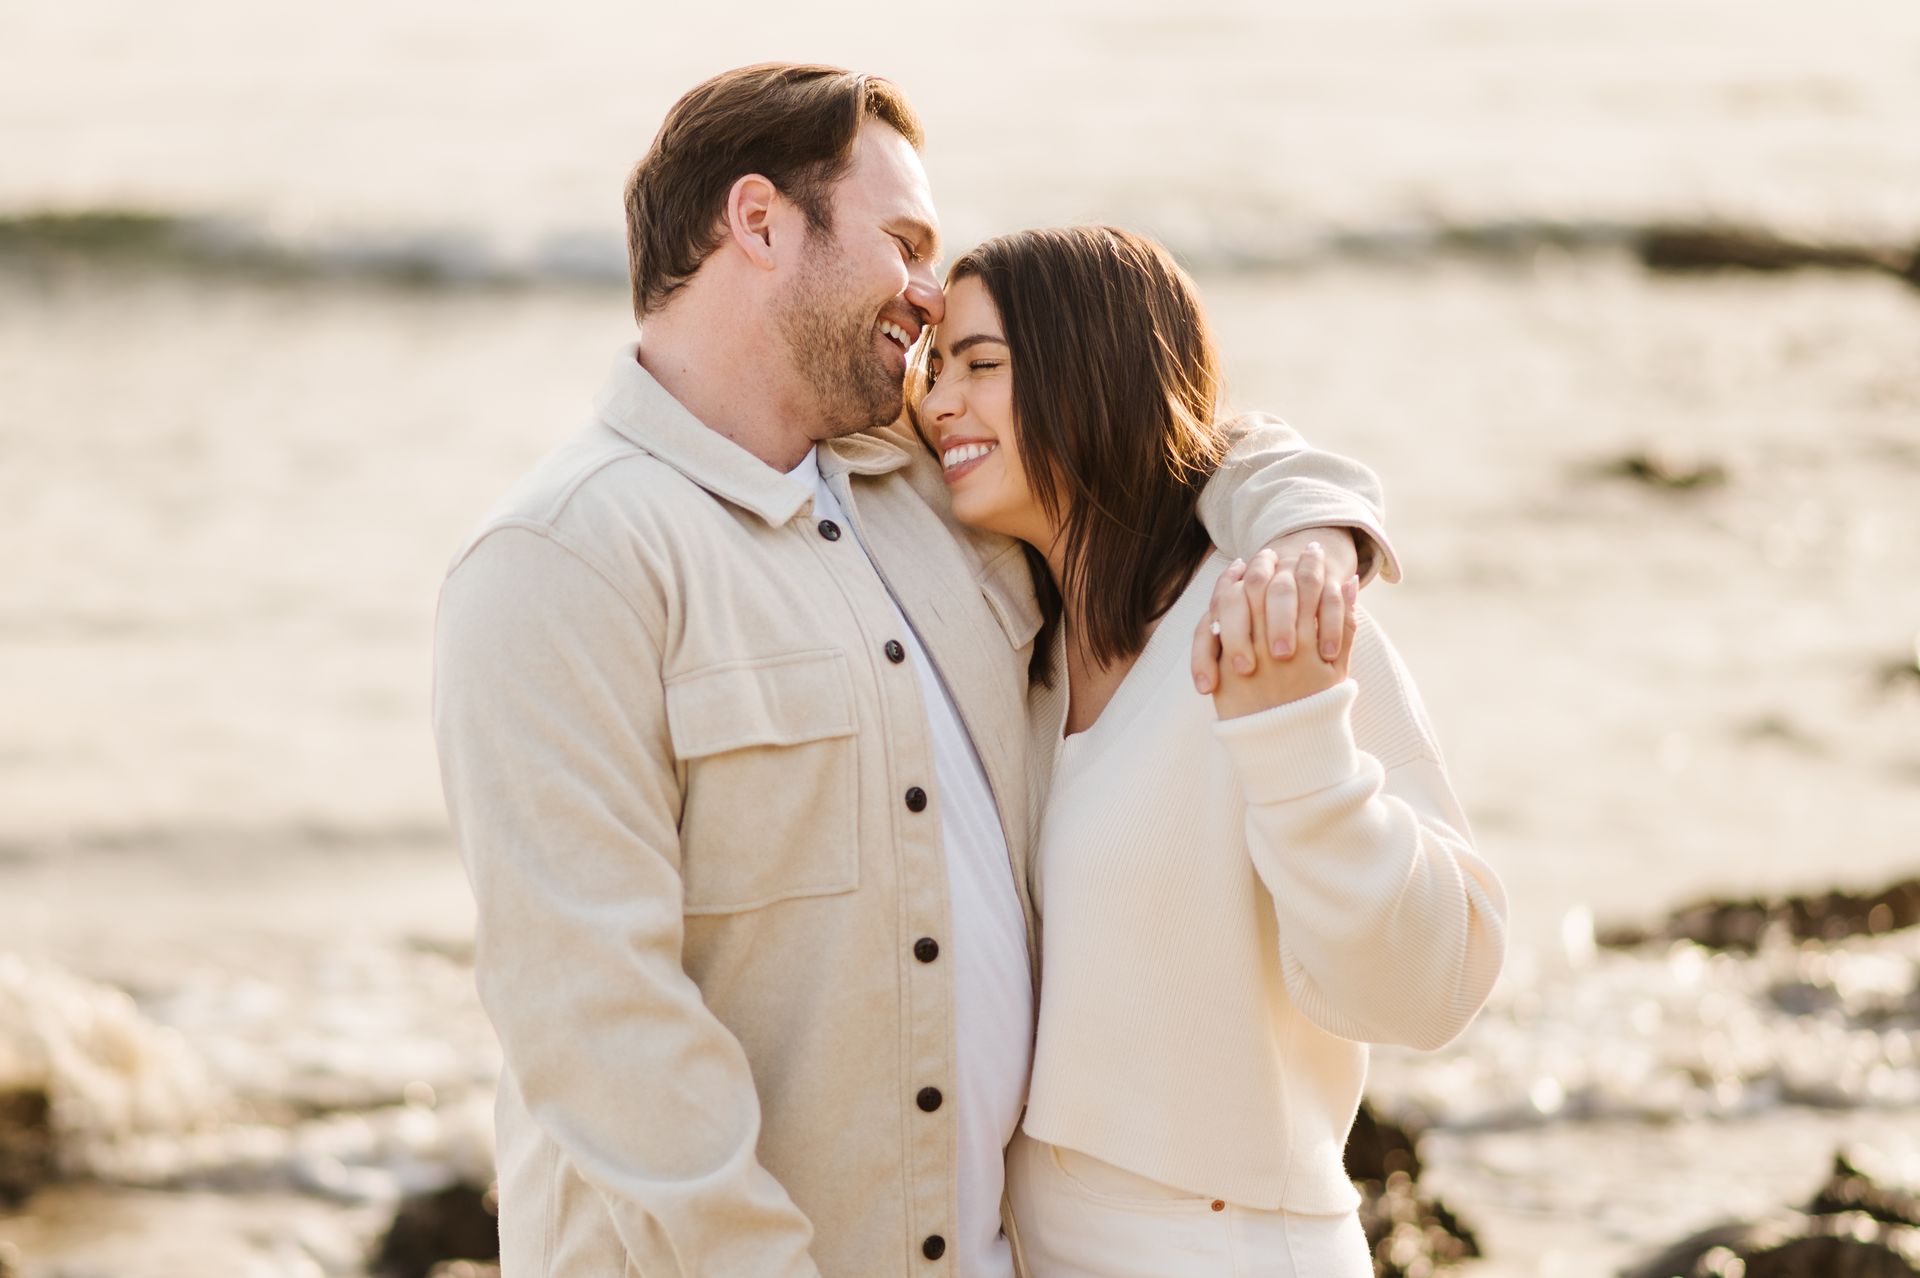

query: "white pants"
left=1005, top=1131, right=1372, bottom=1278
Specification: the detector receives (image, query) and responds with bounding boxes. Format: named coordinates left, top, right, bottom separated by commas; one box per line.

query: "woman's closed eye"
left=925, top=358, right=1005, bottom=389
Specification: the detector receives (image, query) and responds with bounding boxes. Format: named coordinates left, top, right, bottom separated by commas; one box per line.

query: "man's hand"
left=1191, top=528, right=1360, bottom=695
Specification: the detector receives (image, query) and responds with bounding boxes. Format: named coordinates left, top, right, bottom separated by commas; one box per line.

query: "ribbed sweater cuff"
left=1212, top=679, right=1361, bottom=803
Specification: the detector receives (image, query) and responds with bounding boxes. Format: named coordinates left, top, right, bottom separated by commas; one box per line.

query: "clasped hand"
left=1191, top=531, right=1359, bottom=720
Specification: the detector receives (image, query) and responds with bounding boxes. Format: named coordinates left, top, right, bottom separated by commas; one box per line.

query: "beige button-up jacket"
left=431, top=347, right=1397, bottom=1278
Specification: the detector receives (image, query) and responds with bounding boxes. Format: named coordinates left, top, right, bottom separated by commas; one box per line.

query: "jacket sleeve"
left=1210, top=613, right=1506, bottom=1050
left=1197, top=411, right=1403, bottom=584
left=432, top=524, right=821, bottom=1278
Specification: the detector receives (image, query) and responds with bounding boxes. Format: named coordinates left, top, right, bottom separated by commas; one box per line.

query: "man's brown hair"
left=624, top=64, right=924, bottom=322
left=921, top=226, right=1229, bottom=683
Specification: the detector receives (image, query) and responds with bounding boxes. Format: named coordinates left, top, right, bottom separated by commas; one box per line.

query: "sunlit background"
left=2, top=2, right=1918, bottom=1275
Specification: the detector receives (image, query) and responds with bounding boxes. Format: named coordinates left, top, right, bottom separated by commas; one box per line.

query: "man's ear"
left=724, top=174, right=781, bottom=271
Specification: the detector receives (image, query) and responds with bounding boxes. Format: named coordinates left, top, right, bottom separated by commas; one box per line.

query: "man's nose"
left=906, top=265, right=945, bottom=327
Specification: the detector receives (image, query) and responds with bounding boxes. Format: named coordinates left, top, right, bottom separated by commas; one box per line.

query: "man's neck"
left=636, top=307, right=819, bottom=472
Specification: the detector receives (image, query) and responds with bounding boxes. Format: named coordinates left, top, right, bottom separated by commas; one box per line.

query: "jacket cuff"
left=1237, top=484, right=1402, bottom=586
left=1212, top=679, right=1362, bottom=803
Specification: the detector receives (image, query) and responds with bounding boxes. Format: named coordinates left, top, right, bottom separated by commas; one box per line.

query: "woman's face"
left=920, top=275, right=1055, bottom=549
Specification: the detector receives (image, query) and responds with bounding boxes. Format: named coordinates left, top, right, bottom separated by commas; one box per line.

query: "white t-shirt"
left=794, top=450, right=1033, bottom=1278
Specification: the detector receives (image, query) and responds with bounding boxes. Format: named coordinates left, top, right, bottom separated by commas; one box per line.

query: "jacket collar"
left=593, top=344, right=914, bottom=524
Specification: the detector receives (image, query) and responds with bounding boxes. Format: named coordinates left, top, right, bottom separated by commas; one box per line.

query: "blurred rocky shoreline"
left=5, top=207, right=1919, bottom=293
left=8, top=869, right=1920, bottom=1276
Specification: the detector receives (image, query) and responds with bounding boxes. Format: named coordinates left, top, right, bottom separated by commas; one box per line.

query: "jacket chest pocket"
left=664, top=649, right=860, bottom=914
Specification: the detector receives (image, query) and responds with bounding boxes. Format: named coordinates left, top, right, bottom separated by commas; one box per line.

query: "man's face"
left=773, top=122, right=945, bottom=438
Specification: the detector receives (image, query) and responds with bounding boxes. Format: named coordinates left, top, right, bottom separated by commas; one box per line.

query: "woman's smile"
left=940, top=437, right=998, bottom=482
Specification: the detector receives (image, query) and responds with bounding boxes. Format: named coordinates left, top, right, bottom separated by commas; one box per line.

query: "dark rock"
left=1597, top=449, right=1730, bottom=492
left=1881, top=653, right=1920, bottom=690
left=0, top=1089, right=57, bottom=1206
left=1359, top=1171, right=1482, bottom=1277
left=1809, top=1153, right=1920, bottom=1228
left=1629, top=1157, right=1920, bottom=1278
left=1638, top=225, right=1910, bottom=280
left=1665, top=897, right=1775, bottom=953
left=1345, top=1102, right=1478, bottom=1277
left=373, top=1181, right=499, bottom=1278
left=1346, top=1100, right=1424, bottom=1184
left=1625, top=1210, right=1920, bottom=1278
left=1601, top=876, right=1920, bottom=954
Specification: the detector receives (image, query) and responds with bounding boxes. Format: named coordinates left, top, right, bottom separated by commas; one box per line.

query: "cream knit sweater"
left=1021, top=553, right=1507, bottom=1214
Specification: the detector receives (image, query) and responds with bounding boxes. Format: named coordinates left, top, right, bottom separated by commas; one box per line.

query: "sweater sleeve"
left=1197, top=411, right=1403, bottom=585
left=1210, top=616, right=1506, bottom=1050
left=433, top=525, right=821, bottom=1278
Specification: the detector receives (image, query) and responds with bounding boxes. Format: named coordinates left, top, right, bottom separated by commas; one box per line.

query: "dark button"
left=916, top=1086, right=943, bottom=1112
left=817, top=519, right=841, bottom=541
left=922, top=1235, right=946, bottom=1261
left=905, top=786, right=928, bottom=813
left=884, top=639, right=907, bottom=664
left=913, top=937, right=940, bottom=963
left=1210, top=1199, right=1226, bottom=1212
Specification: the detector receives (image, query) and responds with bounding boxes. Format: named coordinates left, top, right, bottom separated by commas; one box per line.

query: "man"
left=433, top=64, right=1398, bottom=1278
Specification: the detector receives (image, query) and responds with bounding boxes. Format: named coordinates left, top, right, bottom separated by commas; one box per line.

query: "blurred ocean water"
left=4, top=0, right=1918, bottom=276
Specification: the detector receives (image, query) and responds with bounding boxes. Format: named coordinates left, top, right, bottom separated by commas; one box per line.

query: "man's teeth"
left=880, top=321, right=911, bottom=348
left=942, top=442, right=997, bottom=471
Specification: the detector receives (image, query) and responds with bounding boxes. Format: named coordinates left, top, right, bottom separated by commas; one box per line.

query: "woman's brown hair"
left=921, top=226, right=1229, bottom=684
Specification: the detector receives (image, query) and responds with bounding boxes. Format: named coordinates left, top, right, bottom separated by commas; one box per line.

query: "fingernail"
left=1233, top=655, right=1253, bottom=675
left=1306, top=540, right=1322, bottom=553
left=1272, top=639, right=1291, bottom=658
left=1196, top=674, right=1211, bottom=693
left=1345, top=575, right=1359, bottom=605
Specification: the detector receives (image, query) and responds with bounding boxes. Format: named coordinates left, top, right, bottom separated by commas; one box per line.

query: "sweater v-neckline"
left=1056, top=553, right=1223, bottom=765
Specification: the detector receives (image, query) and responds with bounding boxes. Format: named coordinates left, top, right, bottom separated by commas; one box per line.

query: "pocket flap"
left=665, top=650, right=857, bottom=760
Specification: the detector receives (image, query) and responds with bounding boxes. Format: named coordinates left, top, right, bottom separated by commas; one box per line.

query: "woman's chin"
left=948, top=489, right=1005, bottom=537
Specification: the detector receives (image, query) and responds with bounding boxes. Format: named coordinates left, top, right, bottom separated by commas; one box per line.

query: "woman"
left=912, top=226, right=1508, bottom=1278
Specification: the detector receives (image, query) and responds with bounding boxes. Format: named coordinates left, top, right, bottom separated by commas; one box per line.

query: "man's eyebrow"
left=933, top=333, right=1006, bottom=360
left=893, top=216, right=940, bottom=259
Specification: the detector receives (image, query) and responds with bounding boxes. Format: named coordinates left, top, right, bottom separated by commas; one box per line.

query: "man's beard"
left=773, top=231, right=905, bottom=437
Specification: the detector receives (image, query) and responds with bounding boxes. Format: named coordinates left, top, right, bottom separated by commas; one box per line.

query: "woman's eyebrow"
left=945, top=333, right=1006, bottom=358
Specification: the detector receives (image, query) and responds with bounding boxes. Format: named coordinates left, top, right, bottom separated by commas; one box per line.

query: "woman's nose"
left=928, top=385, right=959, bottom=423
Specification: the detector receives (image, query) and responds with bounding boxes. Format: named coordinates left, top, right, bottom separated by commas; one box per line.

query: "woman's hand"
left=1204, top=543, right=1357, bottom=720
left=1191, top=528, right=1361, bottom=696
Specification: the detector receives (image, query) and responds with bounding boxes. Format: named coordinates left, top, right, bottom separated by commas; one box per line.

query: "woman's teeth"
left=942, top=442, right=996, bottom=472
left=879, top=321, right=911, bottom=348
